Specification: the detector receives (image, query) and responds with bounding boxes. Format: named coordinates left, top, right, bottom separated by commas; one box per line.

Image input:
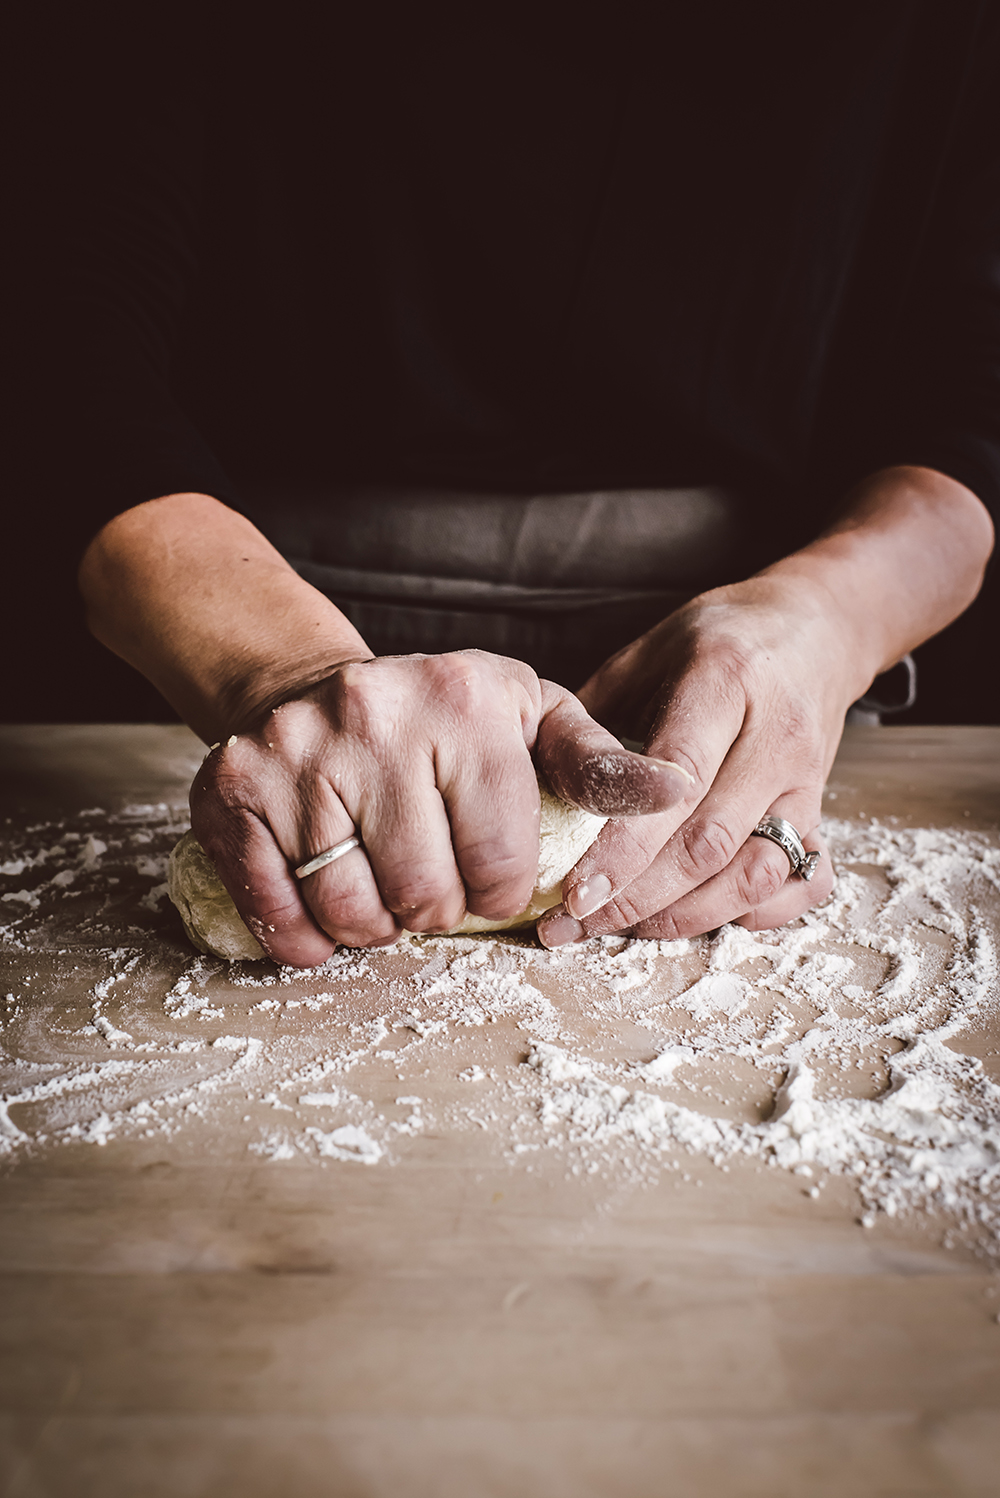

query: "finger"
left=440, top=741, right=542, bottom=922
left=233, top=736, right=402, bottom=949
left=200, top=732, right=404, bottom=952
left=571, top=772, right=808, bottom=940
left=317, top=649, right=540, bottom=932
left=191, top=793, right=337, bottom=968
left=352, top=754, right=468, bottom=935
left=534, top=682, right=697, bottom=922
left=541, top=707, right=819, bottom=945
left=538, top=672, right=752, bottom=939
left=734, top=830, right=834, bottom=931
left=630, top=798, right=829, bottom=939
left=534, top=683, right=695, bottom=816
left=295, top=776, right=404, bottom=947
left=628, top=836, right=791, bottom=941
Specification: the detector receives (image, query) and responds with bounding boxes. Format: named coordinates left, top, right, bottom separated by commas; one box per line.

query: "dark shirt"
left=18, top=2, right=1000, bottom=548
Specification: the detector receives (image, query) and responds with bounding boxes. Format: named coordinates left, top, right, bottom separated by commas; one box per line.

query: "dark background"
left=5, top=6, right=997, bottom=730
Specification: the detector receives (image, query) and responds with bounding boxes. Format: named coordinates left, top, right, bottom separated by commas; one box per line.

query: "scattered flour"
left=305, top=1125, right=383, bottom=1164
left=2, top=805, right=1000, bottom=1252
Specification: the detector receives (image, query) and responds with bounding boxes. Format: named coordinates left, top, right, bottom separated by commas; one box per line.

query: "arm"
left=79, top=492, right=372, bottom=743
left=65, top=46, right=684, bottom=967
left=552, top=24, right=1000, bottom=950
left=538, top=464, right=994, bottom=946
left=80, top=492, right=685, bottom=965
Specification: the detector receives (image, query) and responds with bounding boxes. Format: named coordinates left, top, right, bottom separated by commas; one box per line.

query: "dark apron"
left=236, top=484, right=775, bottom=689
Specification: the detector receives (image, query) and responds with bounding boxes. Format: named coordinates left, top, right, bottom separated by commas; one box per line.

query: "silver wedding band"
left=294, top=835, right=362, bottom=880
left=750, top=816, right=821, bottom=881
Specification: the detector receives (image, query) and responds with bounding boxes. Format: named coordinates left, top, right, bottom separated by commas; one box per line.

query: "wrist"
left=756, top=553, right=891, bottom=701
left=711, top=565, right=884, bottom=708
left=759, top=466, right=993, bottom=694
left=79, top=493, right=373, bottom=742
left=158, top=583, right=374, bottom=742
left=217, top=644, right=373, bottom=737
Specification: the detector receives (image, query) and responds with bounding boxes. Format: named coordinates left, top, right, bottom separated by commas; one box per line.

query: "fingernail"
left=648, top=756, right=695, bottom=786
left=538, top=911, right=586, bottom=948
left=566, top=874, right=613, bottom=919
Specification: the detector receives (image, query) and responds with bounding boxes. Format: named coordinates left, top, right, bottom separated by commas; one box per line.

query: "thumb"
left=534, top=683, right=693, bottom=817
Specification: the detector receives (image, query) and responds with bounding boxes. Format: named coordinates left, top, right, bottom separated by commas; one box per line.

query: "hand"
left=536, top=574, right=854, bottom=947
left=538, top=455, right=999, bottom=946
left=534, top=466, right=993, bottom=948
left=189, top=649, right=688, bottom=966
left=83, top=472, right=990, bottom=959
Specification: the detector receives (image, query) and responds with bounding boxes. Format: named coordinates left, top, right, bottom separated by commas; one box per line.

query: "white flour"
left=2, top=803, right=999, bottom=1254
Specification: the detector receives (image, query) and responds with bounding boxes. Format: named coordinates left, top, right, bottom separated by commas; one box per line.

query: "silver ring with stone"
left=750, top=816, right=821, bottom=881
left=294, top=835, right=362, bottom=880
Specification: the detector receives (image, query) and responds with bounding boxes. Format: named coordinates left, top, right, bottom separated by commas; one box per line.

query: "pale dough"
left=168, top=779, right=607, bottom=961
left=168, top=830, right=267, bottom=961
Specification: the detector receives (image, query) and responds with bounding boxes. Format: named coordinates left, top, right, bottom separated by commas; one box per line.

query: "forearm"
left=760, top=465, right=994, bottom=699
left=78, top=493, right=372, bottom=741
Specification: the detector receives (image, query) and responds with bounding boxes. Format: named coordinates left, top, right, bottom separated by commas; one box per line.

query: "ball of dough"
left=451, top=781, right=606, bottom=934
left=168, top=779, right=606, bottom=960
left=168, top=830, right=267, bottom=961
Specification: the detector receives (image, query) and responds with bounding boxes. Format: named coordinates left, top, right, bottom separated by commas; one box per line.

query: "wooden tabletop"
left=1, top=724, right=999, bottom=1498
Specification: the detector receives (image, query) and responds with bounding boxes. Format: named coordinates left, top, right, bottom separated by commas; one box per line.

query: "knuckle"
left=190, top=801, right=255, bottom=865
left=328, top=661, right=383, bottom=733
left=638, top=905, right=685, bottom=941
left=381, top=870, right=457, bottom=920
left=668, top=747, right=706, bottom=792
left=315, top=891, right=390, bottom=946
left=460, top=836, right=531, bottom=889
left=590, top=890, right=647, bottom=933
left=315, top=884, right=374, bottom=927
left=201, top=767, right=252, bottom=812
left=465, top=891, right=524, bottom=921
left=329, top=651, right=505, bottom=737
left=191, top=754, right=251, bottom=812
left=425, top=652, right=495, bottom=716
left=678, top=634, right=754, bottom=700
left=735, top=851, right=786, bottom=910
left=331, top=927, right=392, bottom=950
left=464, top=864, right=535, bottom=919
left=261, top=699, right=321, bottom=759
left=245, top=892, right=303, bottom=932
left=643, top=736, right=707, bottom=797
left=777, top=704, right=814, bottom=747
left=333, top=660, right=369, bottom=690
left=403, top=902, right=465, bottom=935
left=677, top=816, right=740, bottom=879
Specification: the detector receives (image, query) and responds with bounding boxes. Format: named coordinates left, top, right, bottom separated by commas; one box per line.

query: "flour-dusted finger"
left=203, top=715, right=399, bottom=951
left=628, top=832, right=794, bottom=941
left=734, top=829, right=834, bottom=931
left=538, top=675, right=759, bottom=945
left=439, top=743, right=542, bottom=924
left=295, top=790, right=403, bottom=948
left=337, top=653, right=540, bottom=930
left=536, top=669, right=747, bottom=939
left=627, top=792, right=824, bottom=940
left=350, top=759, right=468, bottom=935
left=191, top=801, right=336, bottom=967
left=535, top=683, right=694, bottom=818
left=189, top=736, right=335, bottom=965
